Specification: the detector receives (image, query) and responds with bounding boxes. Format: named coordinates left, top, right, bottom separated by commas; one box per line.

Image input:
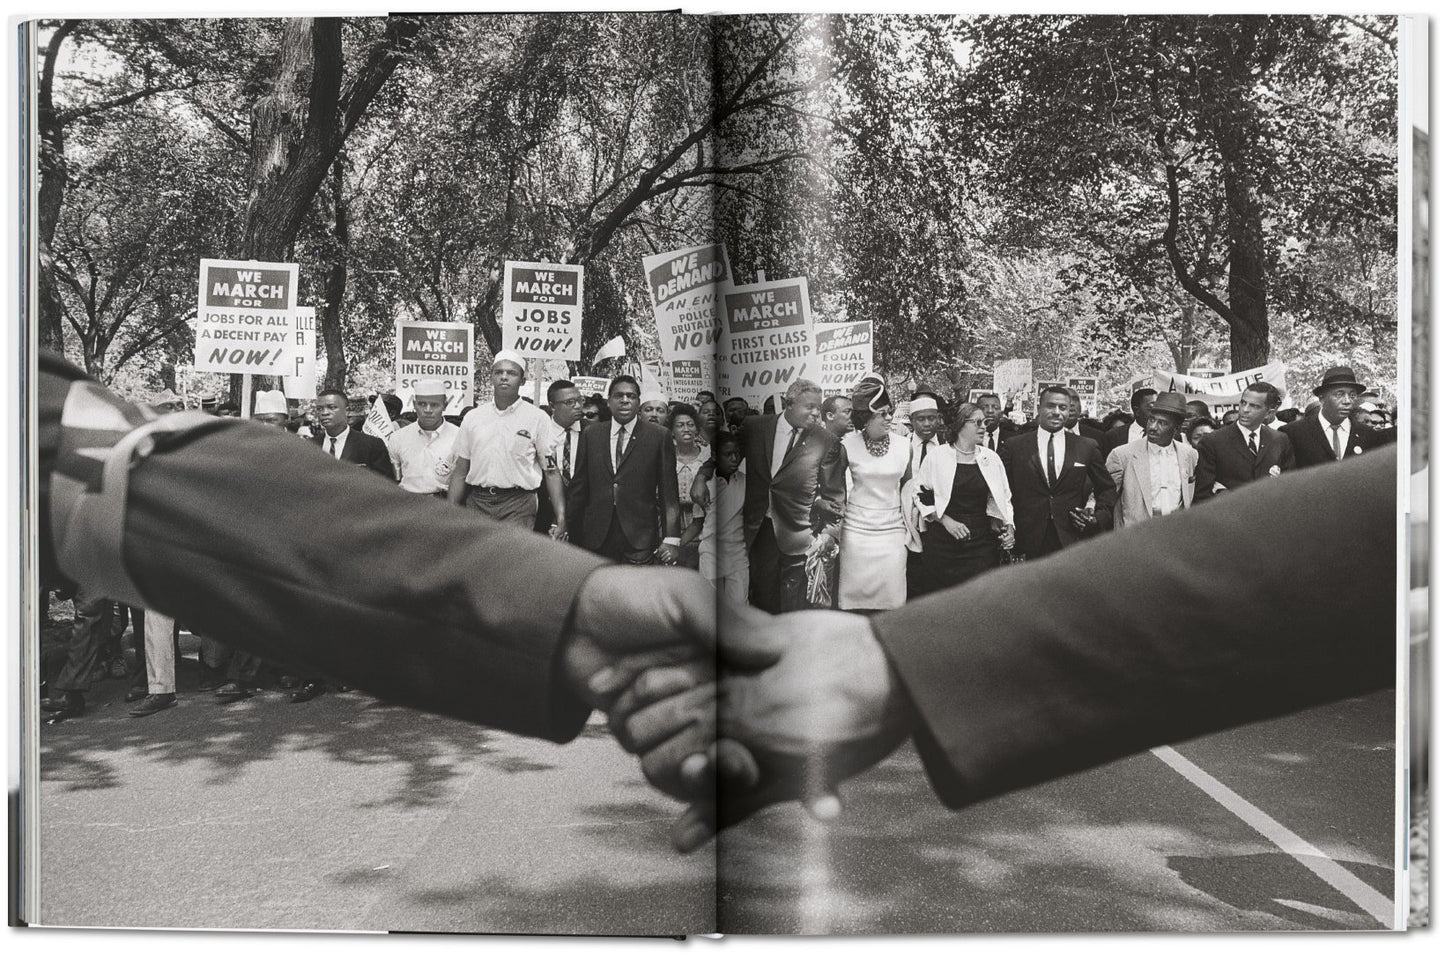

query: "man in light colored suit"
left=1105, top=392, right=1198, bottom=528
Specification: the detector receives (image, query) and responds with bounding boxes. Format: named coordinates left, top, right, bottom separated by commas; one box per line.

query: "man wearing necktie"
left=904, top=392, right=942, bottom=598
left=740, top=379, right=848, bottom=614
left=312, top=388, right=395, bottom=480
left=1281, top=366, right=1380, bottom=469
left=977, top=393, right=1016, bottom=452
left=566, top=375, right=681, bottom=564
left=535, top=379, right=584, bottom=535
left=1000, top=384, right=1115, bottom=559
left=1195, top=381, right=1297, bottom=502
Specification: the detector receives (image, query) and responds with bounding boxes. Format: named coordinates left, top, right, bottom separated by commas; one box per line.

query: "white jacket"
left=908, top=444, right=1014, bottom=552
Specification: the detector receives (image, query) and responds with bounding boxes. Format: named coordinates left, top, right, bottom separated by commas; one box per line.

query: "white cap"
left=492, top=350, right=526, bottom=373
left=413, top=378, right=447, bottom=399
left=640, top=388, right=668, bottom=405
left=909, top=396, right=939, bottom=414
left=254, top=390, right=289, bottom=416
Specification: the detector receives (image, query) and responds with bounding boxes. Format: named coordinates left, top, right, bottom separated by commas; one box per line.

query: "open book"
left=13, top=8, right=1425, bottom=936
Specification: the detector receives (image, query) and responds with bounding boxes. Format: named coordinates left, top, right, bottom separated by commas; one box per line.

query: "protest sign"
left=1153, top=362, right=1289, bottom=413
left=282, top=307, right=317, bottom=400
left=194, top=259, right=300, bottom=375
left=395, top=320, right=475, bottom=407
left=993, top=358, right=1033, bottom=412
left=571, top=375, right=611, bottom=397
left=643, top=244, right=728, bottom=366
left=720, top=275, right=813, bottom=404
left=663, top=358, right=715, bottom=400
left=362, top=395, right=395, bottom=440
left=1067, top=376, right=1099, bottom=418
left=813, top=321, right=872, bottom=395
left=502, top=261, right=584, bottom=360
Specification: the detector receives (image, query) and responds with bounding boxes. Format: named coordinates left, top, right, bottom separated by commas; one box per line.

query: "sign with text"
left=720, top=276, right=813, bottom=404
left=813, top=321, right=873, bottom=396
left=993, top=358, right=1033, bottom=412
left=282, top=307, right=317, bottom=400
left=194, top=259, right=300, bottom=374
left=644, top=244, right=728, bottom=366
left=502, top=261, right=584, bottom=360
left=1153, top=362, right=1289, bottom=412
left=664, top=358, right=715, bottom=400
left=1067, top=376, right=1099, bottom=418
left=395, top=320, right=475, bottom=406
left=571, top=375, right=612, bottom=398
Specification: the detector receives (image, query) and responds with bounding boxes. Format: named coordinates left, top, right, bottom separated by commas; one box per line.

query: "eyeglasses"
left=556, top=397, right=583, bottom=406
left=581, top=411, right=599, bottom=419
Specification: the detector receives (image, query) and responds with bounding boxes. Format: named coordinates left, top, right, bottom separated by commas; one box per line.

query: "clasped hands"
left=561, top=566, right=910, bottom=852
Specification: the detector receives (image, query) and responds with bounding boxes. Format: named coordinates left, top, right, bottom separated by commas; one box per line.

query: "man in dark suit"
left=1100, top=387, right=1157, bottom=457
left=1065, top=387, right=1106, bottom=446
left=741, top=378, right=847, bottom=614
left=1000, top=384, right=1115, bottom=559
left=977, top=392, right=1017, bottom=453
left=1280, top=366, right=1381, bottom=469
left=567, top=375, right=681, bottom=565
left=678, top=449, right=1394, bottom=846
left=313, top=388, right=395, bottom=480
left=1193, top=381, right=1295, bottom=502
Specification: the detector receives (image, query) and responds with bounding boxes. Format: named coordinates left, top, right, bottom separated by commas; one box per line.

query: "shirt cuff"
left=662, top=537, right=681, bottom=547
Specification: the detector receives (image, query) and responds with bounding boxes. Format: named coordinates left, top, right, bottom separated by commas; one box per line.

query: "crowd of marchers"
left=40, top=355, right=1395, bottom=723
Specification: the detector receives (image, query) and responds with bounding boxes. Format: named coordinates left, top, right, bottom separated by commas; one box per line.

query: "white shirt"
left=910, top=433, right=939, bottom=474
left=1146, top=440, right=1183, bottom=516
left=453, top=399, right=555, bottom=489
left=322, top=427, right=351, bottom=460
left=1127, top=421, right=1146, bottom=443
left=1235, top=420, right=1264, bottom=453
left=388, top=420, right=460, bottom=494
left=1318, top=411, right=1352, bottom=458
left=610, top=418, right=636, bottom=471
left=983, top=425, right=1006, bottom=451
left=1036, top=426, right=1066, bottom=481
left=771, top=414, right=802, bottom=473
left=550, top=419, right=582, bottom=479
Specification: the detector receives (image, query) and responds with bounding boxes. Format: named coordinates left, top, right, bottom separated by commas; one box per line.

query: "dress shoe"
left=128, top=693, right=177, bottom=717
left=214, top=682, right=253, bottom=703
left=124, top=685, right=148, bottom=703
left=289, top=682, right=324, bottom=704
left=41, top=691, right=85, bottom=720
left=196, top=666, right=225, bottom=692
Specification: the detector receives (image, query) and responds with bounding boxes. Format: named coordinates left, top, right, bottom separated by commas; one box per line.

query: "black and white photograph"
left=8, top=0, right=1426, bottom=943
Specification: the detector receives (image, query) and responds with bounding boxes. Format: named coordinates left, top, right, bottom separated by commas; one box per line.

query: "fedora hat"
left=1313, top=366, right=1366, bottom=396
left=1150, top=391, right=1188, bottom=421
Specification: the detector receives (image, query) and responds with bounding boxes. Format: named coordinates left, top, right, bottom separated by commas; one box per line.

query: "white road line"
left=1150, top=745, right=1395, bottom=928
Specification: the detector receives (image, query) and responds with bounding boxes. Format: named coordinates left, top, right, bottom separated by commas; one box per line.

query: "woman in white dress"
left=837, top=376, right=911, bottom=611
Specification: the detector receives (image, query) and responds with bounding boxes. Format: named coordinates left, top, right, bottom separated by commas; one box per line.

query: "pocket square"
left=1072, top=462, right=1084, bottom=467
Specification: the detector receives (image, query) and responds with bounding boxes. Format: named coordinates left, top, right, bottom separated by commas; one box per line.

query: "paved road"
left=36, top=641, right=1397, bottom=935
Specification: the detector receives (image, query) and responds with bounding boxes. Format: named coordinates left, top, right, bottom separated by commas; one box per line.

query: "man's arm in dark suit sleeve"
left=659, top=431, right=682, bottom=540
left=370, top=435, right=397, bottom=480
left=1279, top=429, right=1297, bottom=472
left=1193, top=434, right=1217, bottom=503
left=40, top=356, right=607, bottom=743
left=814, top=435, right=848, bottom=538
left=1085, top=440, right=1115, bottom=532
left=566, top=427, right=591, bottom=542
left=869, top=450, right=1395, bottom=809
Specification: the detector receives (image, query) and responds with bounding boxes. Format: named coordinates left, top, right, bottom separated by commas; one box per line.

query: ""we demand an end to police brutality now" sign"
left=502, top=261, right=584, bottom=361
left=195, top=259, right=301, bottom=375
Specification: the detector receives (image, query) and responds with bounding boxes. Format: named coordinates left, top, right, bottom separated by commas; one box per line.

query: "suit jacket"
left=870, top=449, right=1394, bottom=809
left=1280, top=416, right=1379, bottom=469
left=313, top=428, right=395, bottom=481
left=1105, top=438, right=1198, bottom=528
left=979, top=419, right=1018, bottom=453
left=566, top=418, right=680, bottom=552
left=39, top=352, right=604, bottom=743
left=1100, top=420, right=1141, bottom=458
left=741, top=414, right=847, bottom=556
left=999, top=429, right=1116, bottom=557
left=1193, top=423, right=1295, bottom=502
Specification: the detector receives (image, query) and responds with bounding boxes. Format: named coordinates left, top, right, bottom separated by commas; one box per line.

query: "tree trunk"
left=36, top=22, right=78, bottom=355
left=319, top=157, right=350, bottom=391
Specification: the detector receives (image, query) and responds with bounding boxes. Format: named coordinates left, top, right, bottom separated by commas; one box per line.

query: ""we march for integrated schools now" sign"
left=394, top=320, right=476, bottom=406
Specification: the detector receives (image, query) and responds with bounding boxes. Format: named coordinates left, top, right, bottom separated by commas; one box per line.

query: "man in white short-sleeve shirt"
left=388, top=379, right=460, bottom=497
left=447, top=351, right=564, bottom=535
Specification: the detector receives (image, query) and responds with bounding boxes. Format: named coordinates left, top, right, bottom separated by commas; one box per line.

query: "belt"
left=473, top=485, right=535, bottom=496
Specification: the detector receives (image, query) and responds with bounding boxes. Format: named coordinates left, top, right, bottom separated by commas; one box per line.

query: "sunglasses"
left=582, top=411, right=599, bottom=419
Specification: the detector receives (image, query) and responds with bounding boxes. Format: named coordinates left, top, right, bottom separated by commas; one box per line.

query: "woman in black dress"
left=912, top=402, right=1016, bottom=597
